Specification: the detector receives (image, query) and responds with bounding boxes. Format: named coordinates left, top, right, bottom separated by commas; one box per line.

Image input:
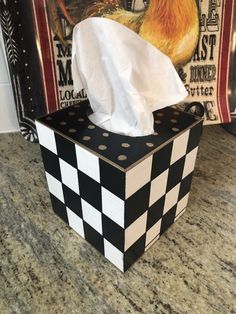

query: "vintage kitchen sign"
left=0, top=0, right=234, bottom=142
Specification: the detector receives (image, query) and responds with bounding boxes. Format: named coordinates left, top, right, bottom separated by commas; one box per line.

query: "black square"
left=160, top=205, right=177, bottom=235
left=62, top=184, right=82, bottom=218
left=83, top=222, right=104, bottom=255
left=187, top=123, right=202, bottom=154
left=102, top=215, right=124, bottom=252
left=166, top=156, right=185, bottom=192
left=78, top=170, right=102, bottom=211
left=40, top=146, right=61, bottom=181
left=151, top=142, right=173, bottom=180
left=55, top=132, right=77, bottom=168
left=124, top=234, right=146, bottom=272
left=49, top=193, right=68, bottom=224
left=178, top=172, right=194, bottom=201
left=146, top=196, right=165, bottom=230
left=99, top=159, right=125, bottom=199
left=125, top=183, right=150, bottom=228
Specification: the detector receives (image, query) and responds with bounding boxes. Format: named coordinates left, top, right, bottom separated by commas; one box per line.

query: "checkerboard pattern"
left=36, top=117, right=202, bottom=272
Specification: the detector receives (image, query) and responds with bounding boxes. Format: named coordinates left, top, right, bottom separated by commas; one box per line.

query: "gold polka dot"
left=121, top=143, right=130, bottom=148
left=68, top=128, right=77, bottom=133
left=118, top=155, right=127, bottom=161
left=172, top=127, right=180, bottom=132
left=74, top=104, right=80, bottom=108
left=88, top=125, right=95, bottom=129
left=46, top=116, right=52, bottom=121
left=146, top=142, right=154, bottom=147
left=156, top=112, right=164, bottom=117
left=60, top=121, right=67, bottom=125
left=170, top=119, right=177, bottom=123
left=78, top=118, right=84, bottom=122
left=82, top=136, right=91, bottom=141
left=174, top=111, right=180, bottom=116
left=68, top=112, right=76, bottom=116
left=102, top=132, right=109, bottom=137
left=155, top=120, right=161, bottom=124
left=98, top=145, right=107, bottom=150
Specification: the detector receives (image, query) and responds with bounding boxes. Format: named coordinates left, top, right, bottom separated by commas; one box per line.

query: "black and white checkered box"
left=36, top=100, right=203, bottom=272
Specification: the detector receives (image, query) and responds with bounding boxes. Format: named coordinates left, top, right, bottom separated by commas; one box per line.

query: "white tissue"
left=72, top=17, right=188, bottom=137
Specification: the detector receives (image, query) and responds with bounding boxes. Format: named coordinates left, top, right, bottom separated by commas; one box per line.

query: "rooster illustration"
left=47, top=0, right=199, bottom=67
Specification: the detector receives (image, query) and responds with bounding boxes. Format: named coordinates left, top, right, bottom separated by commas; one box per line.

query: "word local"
left=59, top=90, right=86, bottom=107
left=59, top=89, right=86, bottom=101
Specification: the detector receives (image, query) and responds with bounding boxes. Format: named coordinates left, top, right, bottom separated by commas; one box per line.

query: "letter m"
left=57, top=59, right=73, bottom=87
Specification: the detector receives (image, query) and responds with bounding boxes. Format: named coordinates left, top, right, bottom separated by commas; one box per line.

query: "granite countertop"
left=0, top=125, right=235, bottom=314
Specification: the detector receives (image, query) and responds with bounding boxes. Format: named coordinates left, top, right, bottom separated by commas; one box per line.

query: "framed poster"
left=0, top=0, right=234, bottom=142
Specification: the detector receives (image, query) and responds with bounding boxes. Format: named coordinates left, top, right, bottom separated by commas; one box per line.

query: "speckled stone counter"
left=0, top=125, right=235, bottom=314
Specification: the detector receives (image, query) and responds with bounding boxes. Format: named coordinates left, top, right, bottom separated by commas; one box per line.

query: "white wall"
left=0, top=24, right=19, bottom=133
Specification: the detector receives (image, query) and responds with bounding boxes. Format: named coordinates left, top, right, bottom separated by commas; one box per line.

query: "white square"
left=175, top=208, right=186, bottom=222
left=182, top=147, right=198, bottom=179
left=102, top=187, right=124, bottom=227
left=45, top=172, right=64, bottom=203
left=145, top=236, right=159, bottom=251
left=145, top=220, right=161, bottom=247
left=149, top=169, right=169, bottom=207
left=36, top=121, right=57, bottom=154
left=163, top=183, right=180, bottom=214
left=75, top=144, right=100, bottom=183
left=81, top=199, right=102, bottom=234
left=66, top=207, right=84, bottom=238
left=126, top=155, right=153, bottom=199
left=170, top=130, right=190, bottom=165
left=176, top=193, right=189, bottom=217
left=59, top=158, right=80, bottom=194
left=125, top=211, right=147, bottom=251
left=104, top=239, right=124, bottom=271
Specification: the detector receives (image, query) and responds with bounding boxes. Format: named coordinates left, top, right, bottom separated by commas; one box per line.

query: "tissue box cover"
left=36, top=100, right=203, bottom=272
